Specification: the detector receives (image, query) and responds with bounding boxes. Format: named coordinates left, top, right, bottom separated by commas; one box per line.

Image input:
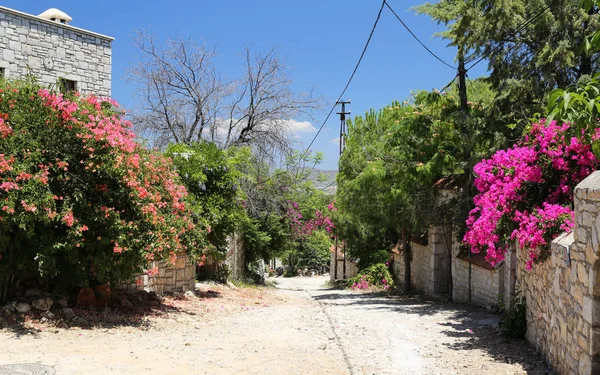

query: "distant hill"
left=306, top=169, right=337, bottom=193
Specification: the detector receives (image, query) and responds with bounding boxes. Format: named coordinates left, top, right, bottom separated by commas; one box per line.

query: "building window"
left=59, top=78, right=77, bottom=94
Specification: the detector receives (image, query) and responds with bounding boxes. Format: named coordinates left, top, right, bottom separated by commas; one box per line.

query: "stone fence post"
left=574, top=171, right=600, bottom=374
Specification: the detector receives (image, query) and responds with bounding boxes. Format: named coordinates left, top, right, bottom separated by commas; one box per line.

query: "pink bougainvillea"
left=464, top=120, right=599, bottom=269
left=286, top=200, right=336, bottom=239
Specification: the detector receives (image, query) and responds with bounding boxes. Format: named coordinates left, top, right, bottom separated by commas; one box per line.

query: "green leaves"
left=547, top=73, right=600, bottom=156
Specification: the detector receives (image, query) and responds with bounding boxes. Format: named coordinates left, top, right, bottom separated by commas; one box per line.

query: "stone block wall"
left=429, top=226, right=450, bottom=294
left=226, top=232, right=245, bottom=281
left=124, top=252, right=196, bottom=295
left=452, top=257, right=504, bottom=308
left=515, top=233, right=589, bottom=375
left=411, top=241, right=435, bottom=294
left=393, top=241, right=437, bottom=294
left=393, top=226, right=450, bottom=294
left=0, top=6, right=112, bottom=96
left=514, top=171, right=600, bottom=375
left=330, top=257, right=359, bottom=281
left=330, top=244, right=359, bottom=281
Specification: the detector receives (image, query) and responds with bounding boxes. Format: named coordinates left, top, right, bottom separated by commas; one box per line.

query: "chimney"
left=37, top=8, right=73, bottom=25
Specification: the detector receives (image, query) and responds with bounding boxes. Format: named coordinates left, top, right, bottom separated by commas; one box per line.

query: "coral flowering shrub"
left=464, top=120, right=598, bottom=269
left=0, top=80, right=206, bottom=290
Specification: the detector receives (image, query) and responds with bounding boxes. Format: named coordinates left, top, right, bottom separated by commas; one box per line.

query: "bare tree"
left=129, top=33, right=322, bottom=157
left=223, top=48, right=321, bottom=155
left=128, top=31, right=227, bottom=148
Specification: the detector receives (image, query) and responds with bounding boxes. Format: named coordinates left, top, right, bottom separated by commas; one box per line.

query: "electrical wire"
left=466, top=0, right=560, bottom=72
left=439, top=75, right=458, bottom=94
left=319, top=179, right=338, bottom=190
left=252, top=0, right=386, bottom=188
left=437, top=0, right=560, bottom=92
left=301, top=0, right=386, bottom=156
left=384, top=0, right=456, bottom=70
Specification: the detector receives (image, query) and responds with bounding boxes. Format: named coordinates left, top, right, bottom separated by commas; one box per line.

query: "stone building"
left=0, top=6, right=113, bottom=96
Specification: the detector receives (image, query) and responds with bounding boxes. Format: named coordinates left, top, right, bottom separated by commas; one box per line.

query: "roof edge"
left=0, top=6, right=114, bottom=42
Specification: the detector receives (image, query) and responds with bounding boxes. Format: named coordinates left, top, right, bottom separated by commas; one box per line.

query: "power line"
left=438, top=0, right=559, bottom=93
left=384, top=0, right=456, bottom=70
left=302, top=0, right=386, bottom=156
left=252, top=0, right=386, bottom=188
left=466, top=0, right=560, bottom=72
left=319, top=179, right=338, bottom=190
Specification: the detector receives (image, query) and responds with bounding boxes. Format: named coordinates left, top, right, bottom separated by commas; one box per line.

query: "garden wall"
left=452, top=254, right=504, bottom=308
left=393, top=226, right=449, bottom=295
left=226, top=232, right=245, bottom=281
left=513, top=171, right=600, bottom=375
left=123, top=252, right=196, bottom=295
left=330, top=246, right=359, bottom=281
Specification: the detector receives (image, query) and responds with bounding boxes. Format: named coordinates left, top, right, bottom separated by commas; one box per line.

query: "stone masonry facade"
left=0, top=6, right=112, bottom=96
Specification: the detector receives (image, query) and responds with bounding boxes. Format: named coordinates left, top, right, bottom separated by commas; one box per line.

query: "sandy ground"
left=0, top=276, right=551, bottom=375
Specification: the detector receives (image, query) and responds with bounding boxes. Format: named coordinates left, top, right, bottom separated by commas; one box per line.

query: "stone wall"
left=330, top=258, right=359, bottom=281
left=393, top=226, right=450, bottom=294
left=123, top=252, right=196, bottom=295
left=514, top=171, right=600, bottom=375
left=452, top=257, right=504, bottom=308
left=0, top=6, right=112, bottom=96
left=226, top=232, right=245, bottom=281
left=411, top=241, right=435, bottom=294
left=330, top=246, right=359, bottom=281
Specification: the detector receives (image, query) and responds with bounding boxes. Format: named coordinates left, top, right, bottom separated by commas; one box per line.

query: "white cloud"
left=284, top=119, right=316, bottom=133
left=330, top=137, right=340, bottom=145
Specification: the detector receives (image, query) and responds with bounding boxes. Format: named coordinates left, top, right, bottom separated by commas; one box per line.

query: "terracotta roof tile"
left=457, top=252, right=497, bottom=271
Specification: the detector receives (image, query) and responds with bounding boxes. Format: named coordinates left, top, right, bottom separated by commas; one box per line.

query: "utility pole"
left=457, top=46, right=472, bottom=303
left=335, top=100, right=350, bottom=280
left=336, top=100, right=351, bottom=153
left=458, top=47, right=468, bottom=113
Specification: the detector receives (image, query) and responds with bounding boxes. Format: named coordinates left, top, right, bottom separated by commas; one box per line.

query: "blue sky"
left=4, top=1, right=487, bottom=170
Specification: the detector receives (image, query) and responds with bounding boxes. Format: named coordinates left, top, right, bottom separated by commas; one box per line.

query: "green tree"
left=416, top=0, right=599, bottom=130
left=166, top=142, right=249, bottom=261
left=337, top=80, right=503, bottom=294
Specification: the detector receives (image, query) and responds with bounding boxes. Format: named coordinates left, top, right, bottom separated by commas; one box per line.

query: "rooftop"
left=0, top=6, right=114, bottom=41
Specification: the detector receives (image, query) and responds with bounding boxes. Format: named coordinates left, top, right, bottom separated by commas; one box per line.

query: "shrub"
left=347, top=263, right=393, bottom=290
left=0, top=80, right=207, bottom=292
left=214, top=264, right=230, bottom=283
left=499, top=293, right=527, bottom=338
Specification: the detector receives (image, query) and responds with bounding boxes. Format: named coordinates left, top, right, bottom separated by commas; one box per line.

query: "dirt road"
left=0, top=276, right=549, bottom=375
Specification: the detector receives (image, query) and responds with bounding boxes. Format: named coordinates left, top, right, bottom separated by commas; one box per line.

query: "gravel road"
left=0, top=276, right=549, bottom=375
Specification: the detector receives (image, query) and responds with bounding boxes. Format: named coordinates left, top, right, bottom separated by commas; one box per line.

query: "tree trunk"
left=334, top=237, right=338, bottom=280
left=342, top=243, right=346, bottom=279
left=442, top=224, right=453, bottom=302
left=402, top=228, right=411, bottom=292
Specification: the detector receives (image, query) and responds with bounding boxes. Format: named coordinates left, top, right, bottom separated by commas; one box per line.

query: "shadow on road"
left=313, top=287, right=554, bottom=375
